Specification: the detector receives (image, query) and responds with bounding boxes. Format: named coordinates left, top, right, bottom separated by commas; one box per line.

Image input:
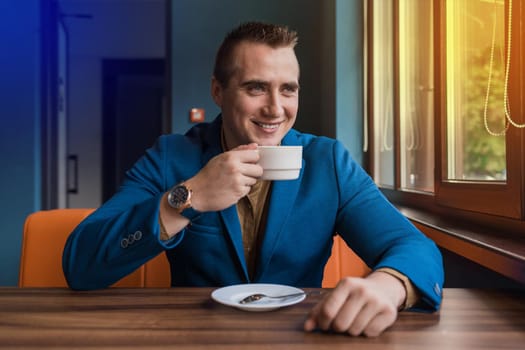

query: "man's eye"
left=247, top=84, right=266, bottom=94
left=282, top=86, right=298, bottom=95
left=251, top=84, right=265, bottom=90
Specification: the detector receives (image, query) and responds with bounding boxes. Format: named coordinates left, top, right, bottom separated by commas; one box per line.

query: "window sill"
left=394, top=204, right=525, bottom=285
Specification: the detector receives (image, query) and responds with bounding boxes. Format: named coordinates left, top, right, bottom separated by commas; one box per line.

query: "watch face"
left=169, top=185, right=189, bottom=209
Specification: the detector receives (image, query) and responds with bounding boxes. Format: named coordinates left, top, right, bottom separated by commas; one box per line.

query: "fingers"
left=232, top=144, right=261, bottom=165
left=189, top=144, right=263, bottom=211
left=231, top=143, right=259, bottom=165
left=304, top=277, right=398, bottom=337
left=304, top=277, right=356, bottom=332
left=232, top=142, right=259, bottom=151
left=225, top=145, right=263, bottom=178
left=356, top=307, right=397, bottom=337
left=343, top=296, right=395, bottom=336
left=317, top=279, right=355, bottom=331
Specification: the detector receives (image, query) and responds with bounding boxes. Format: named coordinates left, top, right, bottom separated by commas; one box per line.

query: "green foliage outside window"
left=462, top=46, right=506, bottom=180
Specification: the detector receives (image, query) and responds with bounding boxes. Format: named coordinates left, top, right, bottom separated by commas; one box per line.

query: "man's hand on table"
left=304, top=271, right=406, bottom=337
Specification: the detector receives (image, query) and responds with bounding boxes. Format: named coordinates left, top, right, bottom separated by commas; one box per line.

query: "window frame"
left=434, top=0, right=524, bottom=219
left=366, top=0, right=525, bottom=227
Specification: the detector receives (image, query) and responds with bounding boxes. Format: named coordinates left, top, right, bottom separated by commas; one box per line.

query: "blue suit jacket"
left=63, top=115, right=443, bottom=311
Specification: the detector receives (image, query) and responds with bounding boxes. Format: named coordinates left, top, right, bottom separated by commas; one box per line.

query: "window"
left=399, top=0, right=434, bottom=192
left=366, top=0, right=525, bottom=221
left=445, top=0, right=507, bottom=182
left=371, top=0, right=395, bottom=188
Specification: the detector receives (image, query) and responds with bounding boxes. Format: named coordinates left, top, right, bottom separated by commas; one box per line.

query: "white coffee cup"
left=257, top=146, right=303, bottom=180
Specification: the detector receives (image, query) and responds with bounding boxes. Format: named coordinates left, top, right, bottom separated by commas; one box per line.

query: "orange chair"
left=19, top=209, right=368, bottom=288
left=18, top=209, right=170, bottom=288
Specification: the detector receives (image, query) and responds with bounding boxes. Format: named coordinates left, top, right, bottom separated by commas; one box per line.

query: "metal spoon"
left=239, top=291, right=313, bottom=304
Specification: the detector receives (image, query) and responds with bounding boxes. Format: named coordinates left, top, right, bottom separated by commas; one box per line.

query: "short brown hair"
left=213, top=21, right=299, bottom=87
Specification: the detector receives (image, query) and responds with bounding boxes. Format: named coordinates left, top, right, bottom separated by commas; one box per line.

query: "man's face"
left=212, top=41, right=300, bottom=149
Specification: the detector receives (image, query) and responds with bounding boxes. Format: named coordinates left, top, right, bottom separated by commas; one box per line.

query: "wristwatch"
left=167, top=183, right=201, bottom=221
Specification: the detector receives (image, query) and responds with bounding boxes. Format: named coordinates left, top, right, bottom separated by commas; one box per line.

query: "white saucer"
left=211, top=283, right=306, bottom=312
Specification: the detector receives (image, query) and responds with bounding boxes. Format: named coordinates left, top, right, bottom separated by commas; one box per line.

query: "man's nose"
left=263, top=91, right=284, bottom=117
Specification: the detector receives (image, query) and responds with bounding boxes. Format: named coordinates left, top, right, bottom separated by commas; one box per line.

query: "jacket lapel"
left=200, top=116, right=223, bottom=164
left=219, top=205, right=249, bottom=281
left=201, top=116, right=249, bottom=281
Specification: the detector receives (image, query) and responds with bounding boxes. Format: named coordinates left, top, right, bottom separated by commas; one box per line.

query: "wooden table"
left=0, top=288, right=524, bottom=349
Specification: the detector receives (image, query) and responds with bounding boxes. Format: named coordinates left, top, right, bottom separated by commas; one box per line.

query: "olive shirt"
left=236, top=179, right=271, bottom=279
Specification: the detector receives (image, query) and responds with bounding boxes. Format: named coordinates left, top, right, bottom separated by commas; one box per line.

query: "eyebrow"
left=282, top=82, right=300, bottom=90
left=240, top=80, right=268, bottom=88
left=240, top=80, right=299, bottom=89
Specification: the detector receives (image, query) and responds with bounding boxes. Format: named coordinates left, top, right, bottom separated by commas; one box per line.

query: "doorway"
left=58, top=0, right=168, bottom=208
left=102, top=59, right=167, bottom=202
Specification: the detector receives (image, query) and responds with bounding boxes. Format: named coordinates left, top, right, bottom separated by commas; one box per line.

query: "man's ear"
left=211, top=77, right=223, bottom=107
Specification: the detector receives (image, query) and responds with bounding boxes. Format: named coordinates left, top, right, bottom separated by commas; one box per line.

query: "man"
left=63, top=21, right=443, bottom=337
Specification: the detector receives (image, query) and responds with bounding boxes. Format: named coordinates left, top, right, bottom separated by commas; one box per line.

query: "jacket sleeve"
left=332, top=140, right=444, bottom=311
left=62, top=135, right=184, bottom=290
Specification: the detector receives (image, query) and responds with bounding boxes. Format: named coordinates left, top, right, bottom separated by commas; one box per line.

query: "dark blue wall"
left=335, top=0, right=364, bottom=165
left=0, top=0, right=42, bottom=286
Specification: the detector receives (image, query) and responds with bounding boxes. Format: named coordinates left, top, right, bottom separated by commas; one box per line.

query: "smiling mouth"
left=253, top=121, right=280, bottom=130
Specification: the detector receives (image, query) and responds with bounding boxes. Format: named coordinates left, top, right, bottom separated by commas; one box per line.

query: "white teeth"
left=256, top=122, right=279, bottom=129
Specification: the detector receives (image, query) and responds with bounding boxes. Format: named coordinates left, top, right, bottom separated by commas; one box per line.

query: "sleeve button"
left=433, top=283, right=441, bottom=296
left=120, top=238, right=129, bottom=249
